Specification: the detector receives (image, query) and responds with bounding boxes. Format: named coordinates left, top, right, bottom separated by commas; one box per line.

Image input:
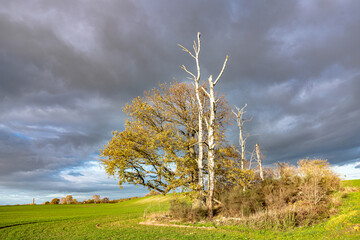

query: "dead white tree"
left=232, top=104, right=248, bottom=170
left=255, top=143, right=264, bottom=180
left=202, top=55, right=229, bottom=219
left=179, top=32, right=205, bottom=194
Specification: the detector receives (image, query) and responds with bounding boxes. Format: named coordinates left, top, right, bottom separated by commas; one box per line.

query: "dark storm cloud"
left=1, top=0, right=360, bottom=203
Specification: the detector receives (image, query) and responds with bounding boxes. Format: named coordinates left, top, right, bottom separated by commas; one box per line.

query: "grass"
left=342, top=179, right=360, bottom=187
left=1, top=181, right=359, bottom=239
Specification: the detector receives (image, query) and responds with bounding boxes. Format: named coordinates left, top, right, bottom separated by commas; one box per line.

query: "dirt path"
left=138, top=221, right=215, bottom=229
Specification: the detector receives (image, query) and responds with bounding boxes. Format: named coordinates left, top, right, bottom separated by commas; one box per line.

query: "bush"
left=221, top=187, right=264, bottom=217
left=298, top=158, right=341, bottom=206
left=218, top=159, right=341, bottom=228
left=169, top=199, right=207, bottom=221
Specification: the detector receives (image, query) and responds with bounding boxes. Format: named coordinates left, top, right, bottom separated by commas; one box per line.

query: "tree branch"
left=201, top=87, right=210, bottom=98
left=180, top=65, right=196, bottom=80
left=178, top=44, right=195, bottom=59
left=214, top=55, right=229, bottom=86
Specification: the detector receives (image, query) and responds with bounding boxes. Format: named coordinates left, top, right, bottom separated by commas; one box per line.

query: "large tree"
left=100, top=81, right=231, bottom=194
left=101, top=81, right=224, bottom=193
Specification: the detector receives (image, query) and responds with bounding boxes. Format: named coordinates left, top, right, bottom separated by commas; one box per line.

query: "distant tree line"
left=43, top=195, right=140, bottom=205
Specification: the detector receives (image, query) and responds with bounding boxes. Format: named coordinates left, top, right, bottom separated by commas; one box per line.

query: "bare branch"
left=232, top=109, right=238, bottom=117
left=204, top=116, right=209, bottom=129
left=202, top=140, right=209, bottom=148
left=249, top=148, right=256, bottom=170
left=215, top=95, right=224, bottom=104
left=214, top=55, right=229, bottom=85
left=214, top=198, right=225, bottom=207
left=197, top=32, right=201, bottom=49
left=193, top=41, right=197, bottom=54
left=240, top=103, right=247, bottom=112
left=243, top=116, right=253, bottom=123
left=177, top=44, right=196, bottom=59
left=201, top=87, right=210, bottom=98
left=180, top=65, right=196, bottom=80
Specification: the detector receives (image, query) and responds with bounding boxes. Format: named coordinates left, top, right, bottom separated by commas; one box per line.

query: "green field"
left=1, top=183, right=359, bottom=239
left=342, top=179, right=360, bottom=187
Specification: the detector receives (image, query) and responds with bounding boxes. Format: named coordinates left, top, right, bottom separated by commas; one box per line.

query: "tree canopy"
left=100, top=81, right=235, bottom=193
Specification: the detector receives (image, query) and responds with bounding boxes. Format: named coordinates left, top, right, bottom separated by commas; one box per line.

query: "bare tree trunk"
left=202, top=56, right=228, bottom=219
left=232, top=104, right=247, bottom=170
left=179, top=33, right=204, bottom=194
left=181, top=33, right=228, bottom=219
left=255, top=143, right=264, bottom=180
left=207, top=76, right=216, bottom=219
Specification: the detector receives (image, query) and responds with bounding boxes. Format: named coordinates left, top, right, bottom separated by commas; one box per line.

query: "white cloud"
left=332, top=161, right=360, bottom=180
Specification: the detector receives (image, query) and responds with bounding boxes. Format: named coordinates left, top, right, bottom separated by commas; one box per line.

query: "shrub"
left=218, top=159, right=341, bottom=228
left=221, top=187, right=264, bottom=217
left=169, top=199, right=207, bottom=221
left=298, top=158, right=341, bottom=206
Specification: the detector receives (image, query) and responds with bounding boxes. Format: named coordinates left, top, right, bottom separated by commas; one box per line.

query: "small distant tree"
left=73, top=199, right=78, bottom=204
left=101, top=197, right=110, bottom=203
left=50, top=198, right=60, bottom=205
left=145, top=190, right=161, bottom=197
left=44, top=201, right=50, bottom=205
left=92, top=195, right=101, bottom=203
left=87, top=199, right=94, bottom=204
left=59, top=197, right=66, bottom=204
left=65, top=195, right=73, bottom=204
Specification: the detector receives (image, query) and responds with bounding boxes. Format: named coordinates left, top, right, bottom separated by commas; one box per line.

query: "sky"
left=0, top=0, right=359, bottom=205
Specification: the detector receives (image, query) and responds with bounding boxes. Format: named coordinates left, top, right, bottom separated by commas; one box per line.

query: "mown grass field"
left=1, top=182, right=359, bottom=240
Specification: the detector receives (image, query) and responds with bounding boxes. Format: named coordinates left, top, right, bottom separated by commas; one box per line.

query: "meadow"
left=0, top=181, right=359, bottom=240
